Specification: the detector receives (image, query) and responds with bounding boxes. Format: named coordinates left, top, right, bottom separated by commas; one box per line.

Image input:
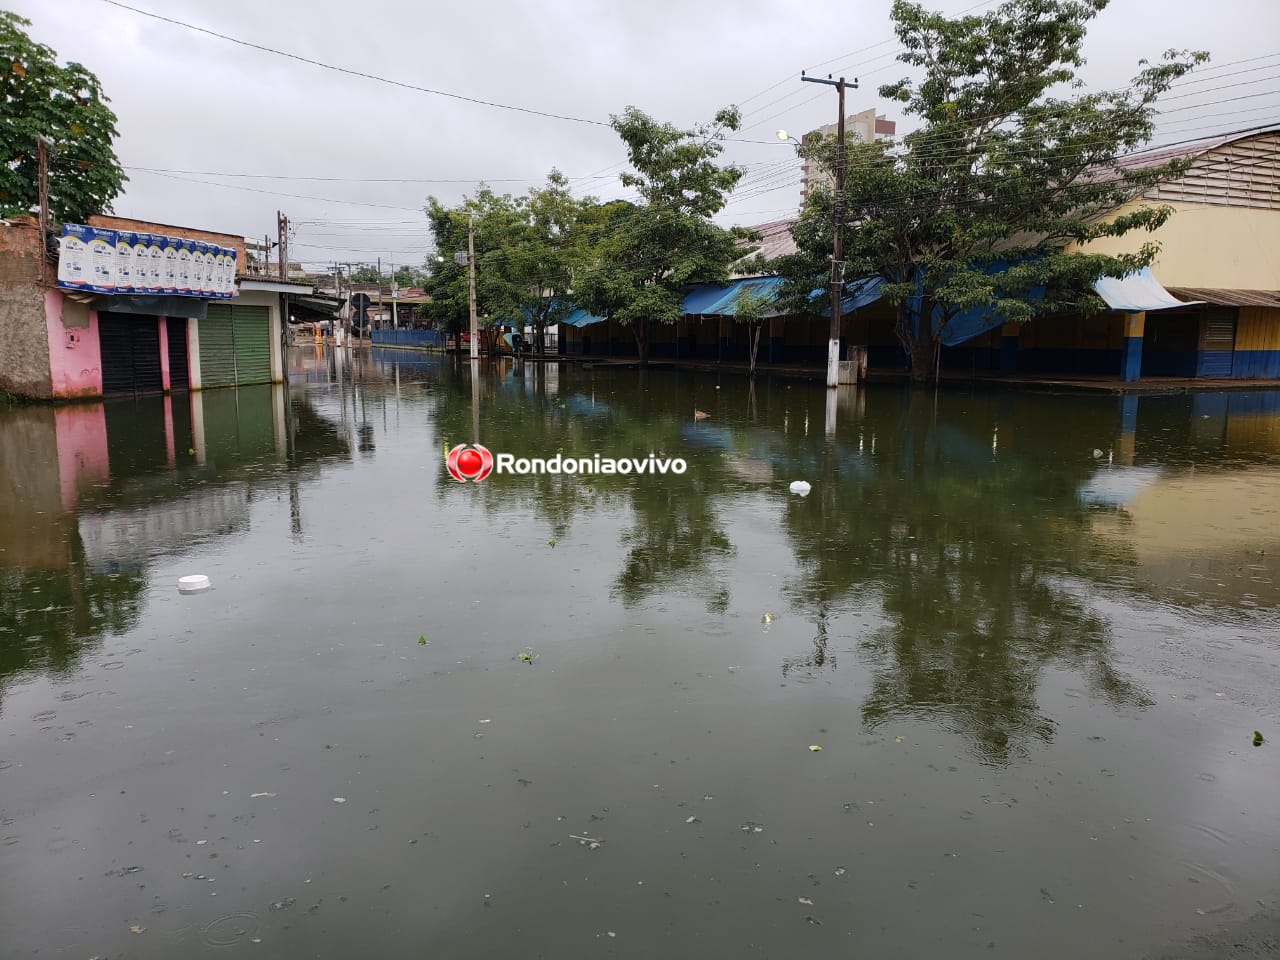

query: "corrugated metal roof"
left=736, top=218, right=798, bottom=263
left=1164, top=287, right=1280, bottom=308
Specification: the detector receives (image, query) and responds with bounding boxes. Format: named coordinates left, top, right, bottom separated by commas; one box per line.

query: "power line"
left=97, top=0, right=611, bottom=127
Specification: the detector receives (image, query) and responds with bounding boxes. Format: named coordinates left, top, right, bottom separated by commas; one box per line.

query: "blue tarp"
left=560, top=307, right=607, bottom=328
left=539, top=265, right=1195, bottom=342
left=685, top=276, right=786, bottom=316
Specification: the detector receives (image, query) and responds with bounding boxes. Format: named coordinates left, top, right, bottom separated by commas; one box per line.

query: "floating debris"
left=250, top=793, right=276, bottom=799
left=761, top=612, right=775, bottom=625
left=178, top=574, right=211, bottom=594
left=517, top=649, right=539, bottom=663
left=548, top=539, right=556, bottom=548
left=808, top=745, right=823, bottom=753
left=740, top=821, right=765, bottom=833
left=789, top=480, right=812, bottom=496
left=129, top=925, right=146, bottom=935
left=332, top=797, right=347, bottom=804
left=418, top=636, right=429, bottom=645
left=685, top=816, right=699, bottom=824
left=798, top=897, right=814, bottom=906
left=1254, top=730, right=1266, bottom=747
left=834, top=867, right=847, bottom=877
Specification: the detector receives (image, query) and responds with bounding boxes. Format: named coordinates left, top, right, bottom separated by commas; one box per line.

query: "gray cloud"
left=13, top=0, right=1279, bottom=270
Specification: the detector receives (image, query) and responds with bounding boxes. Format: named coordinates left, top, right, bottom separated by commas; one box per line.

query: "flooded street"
left=2, top=347, right=1278, bottom=958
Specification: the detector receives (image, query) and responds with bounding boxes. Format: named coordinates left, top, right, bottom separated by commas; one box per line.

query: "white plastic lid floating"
left=177, top=574, right=211, bottom=593
left=789, top=480, right=812, bottom=496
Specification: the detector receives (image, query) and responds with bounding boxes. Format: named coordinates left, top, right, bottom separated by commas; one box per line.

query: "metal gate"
left=1197, top=307, right=1236, bottom=378
left=167, top=318, right=189, bottom=390
left=99, top=313, right=163, bottom=395
left=200, top=304, right=238, bottom=388
left=231, top=306, right=272, bottom=385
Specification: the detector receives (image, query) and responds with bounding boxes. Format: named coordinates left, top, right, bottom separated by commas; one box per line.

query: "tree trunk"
left=633, top=318, right=650, bottom=366
left=533, top=319, right=545, bottom=357
left=897, top=302, right=941, bottom=383
left=749, top=321, right=763, bottom=376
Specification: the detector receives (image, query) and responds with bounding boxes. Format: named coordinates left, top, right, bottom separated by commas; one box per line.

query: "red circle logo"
left=446, top=443, right=493, bottom=482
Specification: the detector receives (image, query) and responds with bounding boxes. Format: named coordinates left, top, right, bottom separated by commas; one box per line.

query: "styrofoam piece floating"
left=178, top=574, right=211, bottom=594
left=789, top=480, right=812, bottom=496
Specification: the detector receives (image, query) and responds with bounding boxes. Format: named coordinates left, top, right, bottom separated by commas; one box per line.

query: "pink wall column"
left=44, top=289, right=103, bottom=399
left=163, top=394, right=176, bottom=468
left=158, top=315, right=172, bottom=392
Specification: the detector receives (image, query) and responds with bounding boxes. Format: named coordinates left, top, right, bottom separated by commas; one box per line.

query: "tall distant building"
left=800, top=108, right=896, bottom=204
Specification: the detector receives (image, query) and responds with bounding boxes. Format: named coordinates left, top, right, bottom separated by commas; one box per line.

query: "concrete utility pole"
left=467, top=211, right=479, bottom=361
left=801, top=72, right=858, bottom=388
left=277, top=211, right=289, bottom=280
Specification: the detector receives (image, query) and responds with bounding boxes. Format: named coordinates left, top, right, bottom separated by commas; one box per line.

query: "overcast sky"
left=14, top=0, right=1280, bottom=273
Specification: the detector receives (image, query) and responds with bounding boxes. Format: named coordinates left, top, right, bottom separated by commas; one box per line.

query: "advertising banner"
left=56, top=224, right=237, bottom=299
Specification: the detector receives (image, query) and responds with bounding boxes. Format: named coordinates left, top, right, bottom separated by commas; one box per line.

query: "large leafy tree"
left=575, top=106, right=754, bottom=365
left=0, top=12, right=125, bottom=224
left=421, top=173, right=600, bottom=350
left=783, top=0, right=1206, bottom=381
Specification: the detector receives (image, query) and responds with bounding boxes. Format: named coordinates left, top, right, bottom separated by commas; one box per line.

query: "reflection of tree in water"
left=781, top=389, right=1153, bottom=765
left=0, top=559, right=145, bottom=701
left=613, top=479, right=733, bottom=613
left=426, top=366, right=739, bottom=608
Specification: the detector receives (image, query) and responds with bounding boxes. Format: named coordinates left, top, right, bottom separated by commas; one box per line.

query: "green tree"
left=575, top=106, right=754, bottom=365
left=348, top=264, right=384, bottom=284
left=422, top=174, right=609, bottom=352
left=393, top=265, right=427, bottom=289
left=0, top=11, right=125, bottom=223
left=784, top=0, right=1207, bottom=381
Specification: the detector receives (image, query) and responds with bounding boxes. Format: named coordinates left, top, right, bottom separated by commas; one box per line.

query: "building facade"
left=0, top=214, right=302, bottom=400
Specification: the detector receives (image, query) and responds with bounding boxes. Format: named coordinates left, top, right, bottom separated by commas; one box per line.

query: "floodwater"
left=1, top=347, right=1278, bottom=959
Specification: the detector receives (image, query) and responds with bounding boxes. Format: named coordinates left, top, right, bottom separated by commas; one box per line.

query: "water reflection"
left=400, top=357, right=1280, bottom=762
left=5, top=351, right=1280, bottom=762
left=0, top=385, right=350, bottom=701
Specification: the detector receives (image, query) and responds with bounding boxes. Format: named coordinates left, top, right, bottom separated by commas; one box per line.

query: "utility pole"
left=467, top=211, right=479, bottom=361
left=277, top=211, right=289, bottom=280
left=801, top=72, right=858, bottom=388
left=36, top=135, right=54, bottom=284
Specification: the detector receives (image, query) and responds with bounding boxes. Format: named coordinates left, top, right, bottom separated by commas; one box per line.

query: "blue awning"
left=815, top=276, right=886, bottom=317
left=681, top=276, right=786, bottom=316
left=560, top=307, right=607, bottom=328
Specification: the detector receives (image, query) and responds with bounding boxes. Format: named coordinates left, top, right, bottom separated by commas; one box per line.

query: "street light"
left=776, top=129, right=800, bottom=144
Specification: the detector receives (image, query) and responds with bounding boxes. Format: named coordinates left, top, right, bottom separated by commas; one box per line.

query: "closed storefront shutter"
left=132, top=319, right=162, bottom=392
left=201, top=304, right=238, bottom=388
left=99, top=313, right=163, bottom=395
left=1197, top=307, right=1237, bottom=378
left=232, top=305, right=272, bottom=385
left=99, top=315, right=134, bottom=394
left=167, top=318, right=190, bottom=390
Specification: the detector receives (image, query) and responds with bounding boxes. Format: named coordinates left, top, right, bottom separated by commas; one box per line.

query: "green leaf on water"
left=187, top=448, right=195, bottom=456
left=548, top=539, right=556, bottom=548
left=1254, top=730, right=1265, bottom=747
left=418, top=635, right=428, bottom=645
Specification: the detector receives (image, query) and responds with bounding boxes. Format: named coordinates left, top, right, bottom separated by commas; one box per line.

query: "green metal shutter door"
left=201, top=304, right=238, bottom=388
left=232, top=305, right=272, bottom=385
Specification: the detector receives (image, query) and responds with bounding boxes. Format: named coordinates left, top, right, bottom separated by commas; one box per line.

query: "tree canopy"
left=781, top=0, right=1207, bottom=380
left=573, top=106, right=755, bottom=364
left=0, top=12, right=125, bottom=224
left=421, top=172, right=606, bottom=349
